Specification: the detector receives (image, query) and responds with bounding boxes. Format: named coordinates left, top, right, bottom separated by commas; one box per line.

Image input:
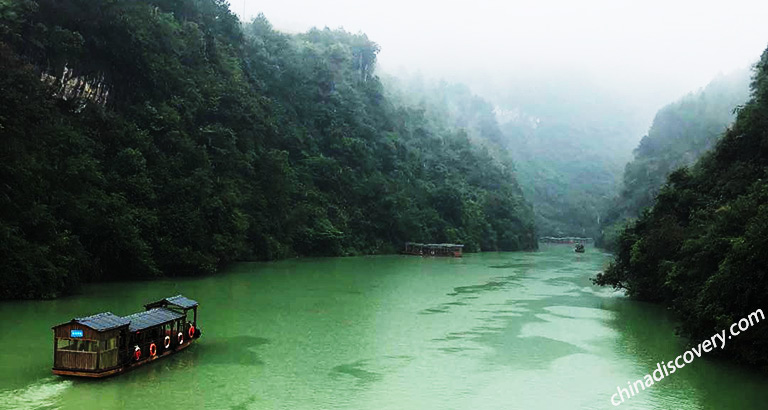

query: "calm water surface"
left=1, top=245, right=766, bottom=409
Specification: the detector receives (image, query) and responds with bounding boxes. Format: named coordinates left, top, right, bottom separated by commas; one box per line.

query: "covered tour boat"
left=51, top=295, right=201, bottom=378
left=402, top=242, right=464, bottom=257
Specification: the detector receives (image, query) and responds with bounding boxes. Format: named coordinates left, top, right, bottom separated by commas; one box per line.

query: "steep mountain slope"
left=600, top=69, right=750, bottom=248
left=595, top=47, right=768, bottom=367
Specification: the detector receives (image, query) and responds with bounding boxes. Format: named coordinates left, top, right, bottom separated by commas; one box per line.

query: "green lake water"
left=1, top=245, right=766, bottom=409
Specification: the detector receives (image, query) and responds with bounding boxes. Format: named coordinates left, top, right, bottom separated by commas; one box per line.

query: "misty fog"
left=229, top=0, right=768, bottom=239
left=235, top=0, right=768, bottom=140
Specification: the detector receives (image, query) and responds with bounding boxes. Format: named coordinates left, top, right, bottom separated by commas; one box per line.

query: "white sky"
left=232, top=0, right=768, bottom=134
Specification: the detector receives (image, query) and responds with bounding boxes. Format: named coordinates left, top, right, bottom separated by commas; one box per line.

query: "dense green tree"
left=0, top=0, right=535, bottom=299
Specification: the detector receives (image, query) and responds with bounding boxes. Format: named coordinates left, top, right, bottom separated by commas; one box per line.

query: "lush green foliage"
left=595, top=48, right=768, bottom=366
left=0, top=0, right=535, bottom=299
left=599, top=70, right=750, bottom=249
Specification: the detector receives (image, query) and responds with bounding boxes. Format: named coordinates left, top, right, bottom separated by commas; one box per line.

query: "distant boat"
left=402, top=242, right=464, bottom=257
left=574, top=243, right=585, bottom=253
left=52, top=295, right=200, bottom=378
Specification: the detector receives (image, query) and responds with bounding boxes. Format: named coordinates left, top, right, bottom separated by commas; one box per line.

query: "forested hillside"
left=599, top=69, right=750, bottom=249
left=0, top=0, right=535, bottom=299
left=595, top=47, right=768, bottom=366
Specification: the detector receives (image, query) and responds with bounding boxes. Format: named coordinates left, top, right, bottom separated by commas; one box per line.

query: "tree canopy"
left=0, top=0, right=536, bottom=299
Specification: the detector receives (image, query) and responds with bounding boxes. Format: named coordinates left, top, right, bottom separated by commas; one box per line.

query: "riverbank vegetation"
left=595, top=46, right=768, bottom=367
left=0, top=0, right=535, bottom=299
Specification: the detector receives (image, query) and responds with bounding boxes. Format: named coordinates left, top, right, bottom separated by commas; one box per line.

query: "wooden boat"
left=51, top=295, right=201, bottom=378
left=402, top=242, right=464, bottom=257
left=540, top=236, right=592, bottom=245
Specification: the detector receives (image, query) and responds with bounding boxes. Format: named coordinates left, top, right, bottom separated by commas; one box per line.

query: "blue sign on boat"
left=70, top=329, right=84, bottom=338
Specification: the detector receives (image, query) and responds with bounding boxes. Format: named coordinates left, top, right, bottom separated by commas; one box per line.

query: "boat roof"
left=144, top=294, right=199, bottom=310
left=405, top=242, right=464, bottom=247
left=67, top=312, right=130, bottom=331
left=124, top=308, right=184, bottom=332
left=54, top=295, right=198, bottom=333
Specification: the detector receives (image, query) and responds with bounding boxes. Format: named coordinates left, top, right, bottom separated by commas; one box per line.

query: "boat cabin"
left=52, top=312, right=129, bottom=374
left=52, top=295, right=200, bottom=378
left=403, top=242, right=464, bottom=257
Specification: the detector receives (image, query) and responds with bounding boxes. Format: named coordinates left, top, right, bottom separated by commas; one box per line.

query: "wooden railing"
left=55, top=351, right=97, bottom=370
left=99, top=349, right=119, bottom=369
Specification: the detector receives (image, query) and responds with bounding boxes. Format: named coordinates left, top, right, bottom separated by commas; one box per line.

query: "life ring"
left=133, top=345, right=141, bottom=361
left=149, top=343, right=157, bottom=357
left=177, top=331, right=184, bottom=345
left=164, top=335, right=171, bottom=349
left=188, top=325, right=195, bottom=339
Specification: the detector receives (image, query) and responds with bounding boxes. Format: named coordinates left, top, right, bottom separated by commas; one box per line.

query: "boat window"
left=57, top=338, right=75, bottom=351
left=101, top=337, right=117, bottom=351
left=58, top=339, right=99, bottom=352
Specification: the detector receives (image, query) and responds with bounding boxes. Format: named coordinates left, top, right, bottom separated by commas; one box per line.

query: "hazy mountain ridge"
left=599, top=68, right=751, bottom=249
left=595, top=47, right=768, bottom=367
left=497, top=109, right=628, bottom=239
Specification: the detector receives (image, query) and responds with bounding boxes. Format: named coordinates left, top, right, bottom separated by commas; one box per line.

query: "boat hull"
left=52, top=337, right=196, bottom=378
